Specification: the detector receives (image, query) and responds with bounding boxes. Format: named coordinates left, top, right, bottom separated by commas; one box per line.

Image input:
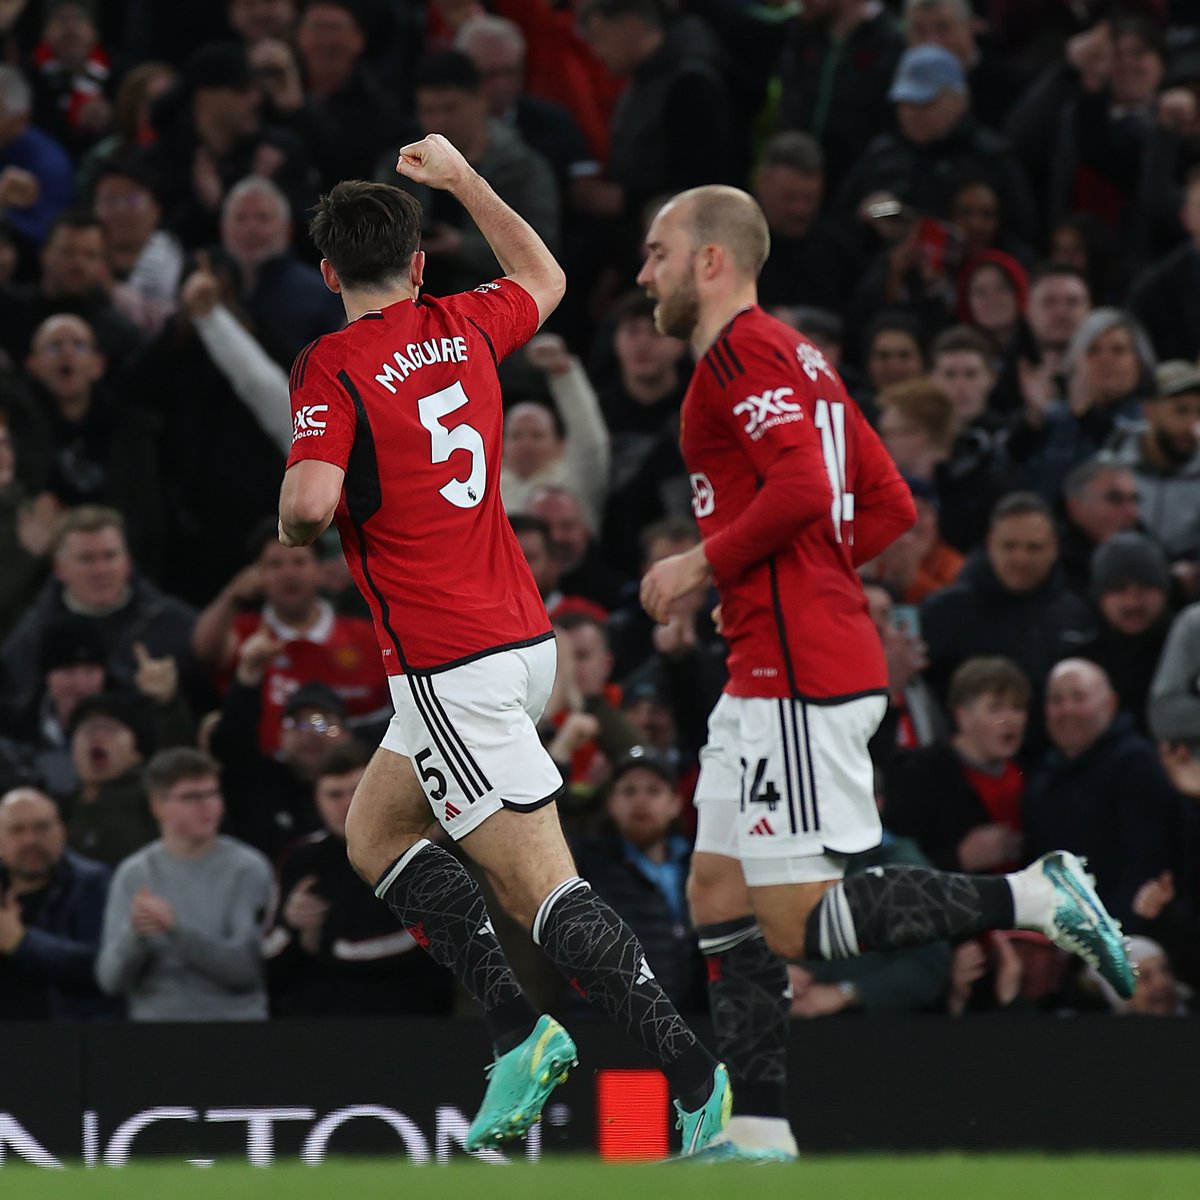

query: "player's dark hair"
left=309, top=181, right=423, bottom=290
left=989, top=490, right=1053, bottom=529
left=145, top=747, right=220, bottom=800
left=415, top=50, right=481, bottom=93
left=948, top=656, right=1031, bottom=713
left=316, top=740, right=373, bottom=781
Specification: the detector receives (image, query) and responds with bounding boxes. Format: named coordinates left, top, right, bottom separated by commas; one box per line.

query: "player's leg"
left=428, top=639, right=728, bottom=1152
left=743, top=696, right=1133, bottom=999
left=346, top=714, right=540, bottom=1065
left=687, top=695, right=796, bottom=1160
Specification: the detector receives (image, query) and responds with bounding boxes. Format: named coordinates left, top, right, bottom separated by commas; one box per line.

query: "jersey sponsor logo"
left=474, top=282, right=501, bottom=292
left=690, top=472, right=715, bottom=518
left=795, top=341, right=837, bottom=383
left=374, top=337, right=470, bottom=393
left=733, top=387, right=803, bottom=441
left=292, top=405, right=329, bottom=439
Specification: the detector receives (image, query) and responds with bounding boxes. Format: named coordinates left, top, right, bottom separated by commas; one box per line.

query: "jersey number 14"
left=814, top=398, right=855, bottom=542
left=418, top=381, right=486, bottom=509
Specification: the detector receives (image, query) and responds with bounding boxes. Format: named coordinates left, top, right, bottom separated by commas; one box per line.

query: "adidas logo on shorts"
left=748, top=818, right=775, bottom=836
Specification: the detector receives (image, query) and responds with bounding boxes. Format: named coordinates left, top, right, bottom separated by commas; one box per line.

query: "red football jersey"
left=229, top=605, right=391, bottom=753
left=681, top=307, right=915, bottom=700
left=286, top=281, right=552, bottom=674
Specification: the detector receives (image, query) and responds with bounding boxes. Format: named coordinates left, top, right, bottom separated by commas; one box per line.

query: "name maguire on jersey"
left=285, top=280, right=552, bottom=675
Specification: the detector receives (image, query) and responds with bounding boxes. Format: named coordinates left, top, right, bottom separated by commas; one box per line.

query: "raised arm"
left=396, top=134, right=566, bottom=327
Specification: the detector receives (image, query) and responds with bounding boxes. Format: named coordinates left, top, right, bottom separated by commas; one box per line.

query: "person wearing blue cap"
left=835, top=42, right=1038, bottom=246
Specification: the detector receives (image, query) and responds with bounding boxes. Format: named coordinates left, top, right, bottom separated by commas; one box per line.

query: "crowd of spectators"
left=2, top=0, right=1200, bottom=1025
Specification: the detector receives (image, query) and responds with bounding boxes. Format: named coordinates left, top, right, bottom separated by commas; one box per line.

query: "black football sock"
left=375, top=839, right=537, bottom=1054
left=533, top=877, right=717, bottom=1105
left=698, top=917, right=790, bottom=1119
left=803, top=865, right=1015, bottom=961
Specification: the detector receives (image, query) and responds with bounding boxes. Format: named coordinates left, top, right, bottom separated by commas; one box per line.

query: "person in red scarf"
left=956, top=248, right=1029, bottom=362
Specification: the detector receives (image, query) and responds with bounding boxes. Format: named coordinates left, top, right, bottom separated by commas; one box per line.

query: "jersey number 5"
left=418, top=381, right=486, bottom=509
left=814, top=398, right=855, bottom=542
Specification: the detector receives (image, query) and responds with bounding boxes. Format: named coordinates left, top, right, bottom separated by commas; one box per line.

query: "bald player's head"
left=667, top=185, right=771, bottom=278
left=0, top=787, right=65, bottom=883
left=638, top=186, right=770, bottom=341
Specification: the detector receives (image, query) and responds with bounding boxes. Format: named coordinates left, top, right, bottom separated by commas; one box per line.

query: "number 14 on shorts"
left=739, top=756, right=780, bottom=812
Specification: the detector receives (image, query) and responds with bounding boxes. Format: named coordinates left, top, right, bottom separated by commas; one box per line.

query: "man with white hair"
left=0, top=64, right=73, bottom=248
left=219, top=175, right=344, bottom=356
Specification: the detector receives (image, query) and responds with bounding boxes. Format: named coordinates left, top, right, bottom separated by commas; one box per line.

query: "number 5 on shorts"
left=415, top=748, right=447, bottom=801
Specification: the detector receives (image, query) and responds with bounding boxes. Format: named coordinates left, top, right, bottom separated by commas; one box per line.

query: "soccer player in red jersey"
left=276, top=137, right=730, bottom=1155
left=636, top=185, right=1134, bottom=1161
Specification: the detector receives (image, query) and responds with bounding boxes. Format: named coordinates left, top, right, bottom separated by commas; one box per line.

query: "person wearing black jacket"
left=0, top=786, right=119, bottom=1020
left=571, top=748, right=705, bottom=1015
left=266, top=743, right=455, bottom=1017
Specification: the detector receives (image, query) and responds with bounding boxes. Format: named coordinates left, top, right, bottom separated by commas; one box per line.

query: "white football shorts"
left=381, top=637, right=564, bottom=839
left=692, top=691, right=887, bottom=886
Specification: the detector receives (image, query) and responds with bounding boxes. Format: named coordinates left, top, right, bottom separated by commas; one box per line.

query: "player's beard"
left=653, top=267, right=700, bottom=341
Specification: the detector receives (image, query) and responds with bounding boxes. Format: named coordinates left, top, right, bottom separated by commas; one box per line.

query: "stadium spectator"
left=208, top=633, right=358, bottom=858
left=885, top=656, right=1030, bottom=873
left=1077, top=533, right=1171, bottom=735
left=227, top=0, right=299, bottom=46
left=921, top=492, right=1095, bottom=709
left=1024, top=658, right=1179, bottom=931
left=594, top=292, right=688, bottom=574
left=504, top=332, right=609, bottom=526
left=860, top=311, right=926, bottom=408
left=392, top=50, right=559, bottom=295
left=64, top=691, right=156, bottom=866
left=266, top=741, right=456, bottom=1016
left=29, top=0, right=113, bottom=158
left=991, top=263, right=1092, bottom=417
left=455, top=14, right=600, bottom=215
left=1147, top=597, right=1200, bottom=747
left=0, top=210, right=144, bottom=369
left=929, top=325, right=1000, bottom=433
left=1004, top=307, right=1156, bottom=503
left=752, top=131, right=863, bottom=315
left=1106, top=360, right=1200, bottom=560
left=867, top=477, right=964, bottom=605
left=91, top=158, right=184, bottom=334
left=0, top=64, right=73, bottom=251
left=75, top=61, right=177, bottom=199
left=902, top=0, right=1022, bottom=132
left=775, top=0, right=904, bottom=192
left=11, top=313, right=164, bottom=567
left=1090, top=936, right=1190, bottom=1016
left=193, top=522, right=388, bottom=754
left=0, top=409, right=55, bottom=641
left=138, top=41, right=317, bottom=249
left=1128, top=169, right=1200, bottom=361
left=528, top=485, right=622, bottom=613
left=95, top=747, right=273, bottom=1020
left=956, top=250, right=1028, bottom=360
left=1, top=506, right=196, bottom=719
left=579, top=0, right=737, bottom=218
left=571, top=746, right=705, bottom=1014
left=863, top=579, right=946, bottom=766
left=1057, top=460, right=1143, bottom=596
left=837, top=45, right=1038, bottom=247
left=0, top=785, right=117, bottom=1020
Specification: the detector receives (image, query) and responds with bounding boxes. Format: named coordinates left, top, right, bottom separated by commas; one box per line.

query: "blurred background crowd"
left=1, top=0, right=1200, bottom=1027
